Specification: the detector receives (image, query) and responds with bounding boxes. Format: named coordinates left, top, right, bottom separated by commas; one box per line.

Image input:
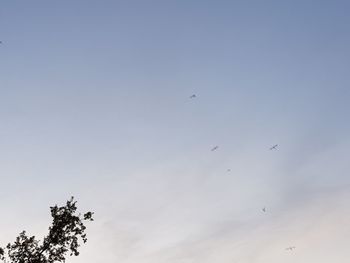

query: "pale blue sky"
left=1, top=1, right=350, bottom=262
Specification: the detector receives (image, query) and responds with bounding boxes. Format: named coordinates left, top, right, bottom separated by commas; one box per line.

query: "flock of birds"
left=189, top=93, right=295, bottom=253
left=0, top=43, right=295, bottom=253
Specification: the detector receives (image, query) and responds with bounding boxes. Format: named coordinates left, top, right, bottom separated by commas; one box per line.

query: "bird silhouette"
left=262, top=207, right=266, bottom=212
left=211, top=146, right=219, bottom=151
left=269, top=144, right=278, bottom=150
left=285, top=246, right=296, bottom=251
left=189, top=94, right=196, bottom=99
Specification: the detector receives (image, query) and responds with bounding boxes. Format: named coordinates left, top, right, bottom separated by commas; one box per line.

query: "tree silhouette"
left=0, top=197, right=93, bottom=263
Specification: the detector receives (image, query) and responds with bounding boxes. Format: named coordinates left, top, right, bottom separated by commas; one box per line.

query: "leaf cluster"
left=0, top=197, right=93, bottom=263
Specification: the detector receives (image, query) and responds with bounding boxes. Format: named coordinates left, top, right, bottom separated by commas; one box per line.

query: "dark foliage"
left=0, top=197, right=93, bottom=263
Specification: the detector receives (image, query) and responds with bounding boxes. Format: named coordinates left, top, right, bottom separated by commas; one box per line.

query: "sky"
left=1, top=1, right=350, bottom=262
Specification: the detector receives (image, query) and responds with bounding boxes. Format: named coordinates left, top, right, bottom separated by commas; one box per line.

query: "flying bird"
left=269, top=144, right=278, bottom=150
left=189, top=94, right=196, bottom=99
left=211, top=146, right=219, bottom=151
left=285, top=246, right=296, bottom=251
left=262, top=207, right=266, bottom=212
left=227, top=169, right=231, bottom=172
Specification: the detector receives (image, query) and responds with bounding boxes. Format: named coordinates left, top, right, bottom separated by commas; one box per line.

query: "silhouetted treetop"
left=0, top=197, right=93, bottom=263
